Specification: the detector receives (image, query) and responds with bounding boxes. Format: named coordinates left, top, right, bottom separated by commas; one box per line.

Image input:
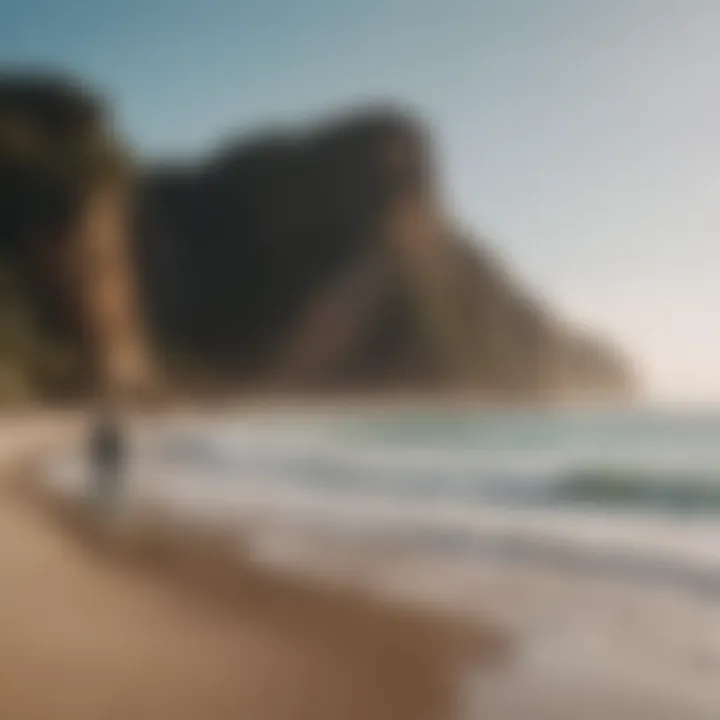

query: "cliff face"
left=0, top=74, right=635, bottom=401
left=135, top=115, right=427, bottom=384
left=0, top=74, right=153, bottom=398
left=136, top=111, right=634, bottom=399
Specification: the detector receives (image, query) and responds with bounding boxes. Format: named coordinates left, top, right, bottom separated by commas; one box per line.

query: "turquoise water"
left=160, top=407, right=720, bottom=517
left=335, top=408, right=720, bottom=514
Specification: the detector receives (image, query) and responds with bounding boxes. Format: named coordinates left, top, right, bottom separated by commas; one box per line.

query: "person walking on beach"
left=88, top=410, right=126, bottom=513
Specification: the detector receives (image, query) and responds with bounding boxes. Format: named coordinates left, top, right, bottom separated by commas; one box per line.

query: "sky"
left=2, top=0, right=720, bottom=400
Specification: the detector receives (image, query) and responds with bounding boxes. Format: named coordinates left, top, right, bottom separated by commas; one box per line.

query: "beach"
left=270, top=533, right=720, bottom=720
left=5, top=407, right=720, bottom=719
left=0, top=419, right=501, bottom=720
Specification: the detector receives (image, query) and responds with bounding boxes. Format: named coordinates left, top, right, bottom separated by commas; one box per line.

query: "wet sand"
left=269, top=532, right=720, bottom=720
left=0, top=476, right=503, bottom=720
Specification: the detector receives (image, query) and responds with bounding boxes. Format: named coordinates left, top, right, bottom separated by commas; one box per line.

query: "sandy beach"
left=0, top=450, right=503, bottom=720
left=5, top=411, right=720, bottom=720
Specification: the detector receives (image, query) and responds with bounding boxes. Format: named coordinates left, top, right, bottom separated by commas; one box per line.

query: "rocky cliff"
left=0, top=74, right=152, bottom=398
left=0, top=74, right=636, bottom=401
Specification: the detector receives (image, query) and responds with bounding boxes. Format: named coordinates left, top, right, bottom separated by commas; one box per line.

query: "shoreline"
left=244, top=524, right=720, bottom=720
left=7, top=408, right=720, bottom=718
left=0, top=464, right=504, bottom=720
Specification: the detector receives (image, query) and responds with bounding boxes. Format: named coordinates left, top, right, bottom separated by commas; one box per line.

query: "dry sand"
left=0, top=475, right=503, bottom=720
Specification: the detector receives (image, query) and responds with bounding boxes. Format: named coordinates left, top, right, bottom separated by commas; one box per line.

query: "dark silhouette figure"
left=88, top=413, right=126, bottom=512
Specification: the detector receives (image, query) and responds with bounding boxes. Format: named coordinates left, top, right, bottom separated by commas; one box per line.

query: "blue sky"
left=3, top=0, right=720, bottom=399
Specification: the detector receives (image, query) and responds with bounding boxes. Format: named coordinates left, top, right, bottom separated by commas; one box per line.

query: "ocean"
left=62, top=405, right=710, bottom=595
left=159, top=406, right=720, bottom=514
left=47, top=406, right=720, bottom=718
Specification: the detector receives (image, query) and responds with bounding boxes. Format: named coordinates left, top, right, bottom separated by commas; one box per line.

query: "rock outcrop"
left=0, top=74, right=153, bottom=398
left=0, top=73, right=636, bottom=402
left=136, top=110, right=634, bottom=400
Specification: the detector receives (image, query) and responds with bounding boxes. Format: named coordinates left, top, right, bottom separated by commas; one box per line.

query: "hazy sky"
left=3, top=0, right=720, bottom=400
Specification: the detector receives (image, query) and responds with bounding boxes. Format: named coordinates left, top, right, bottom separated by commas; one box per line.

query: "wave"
left=143, top=428, right=720, bottom=517
left=45, top=450, right=720, bottom=601
left=550, top=468, right=720, bottom=513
